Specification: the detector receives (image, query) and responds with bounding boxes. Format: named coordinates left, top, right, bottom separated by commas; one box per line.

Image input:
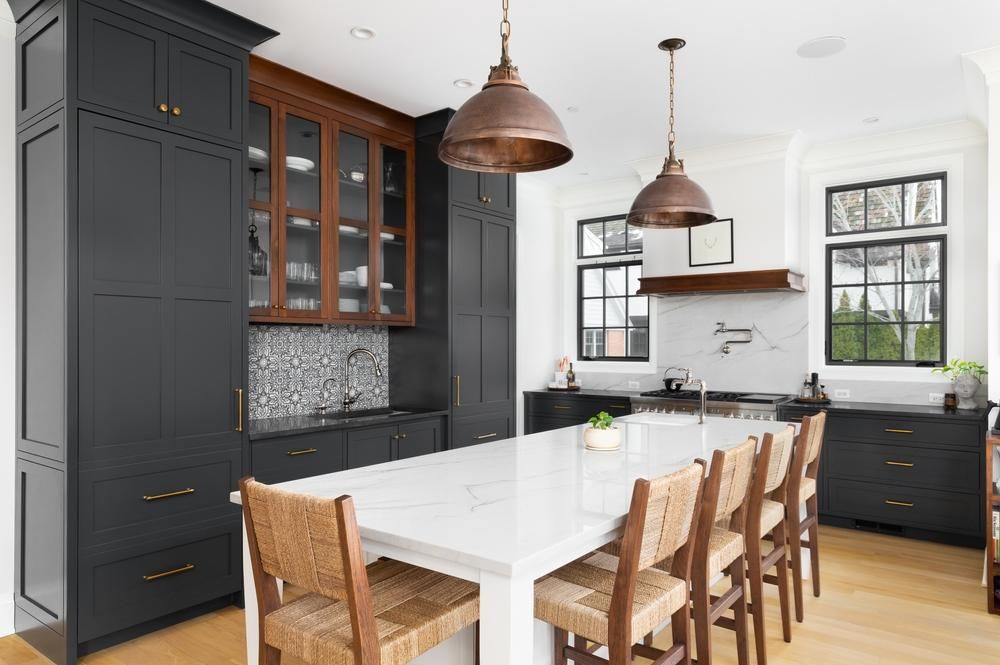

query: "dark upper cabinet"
left=78, top=2, right=170, bottom=125
left=77, top=2, right=243, bottom=143
left=16, top=1, right=64, bottom=126
left=77, top=112, right=244, bottom=464
left=167, top=37, right=242, bottom=143
left=450, top=168, right=516, bottom=217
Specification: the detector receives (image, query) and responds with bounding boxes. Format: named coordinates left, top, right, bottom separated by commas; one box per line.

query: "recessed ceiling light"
left=350, top=26, right=376, bottom=40
left=796, top=36, right=847, bottom=59
left=862, top=116, right=880, bottom=125
left=453, top=78, right=475, bottom=89
left=567, top=105, right=580, bottom=113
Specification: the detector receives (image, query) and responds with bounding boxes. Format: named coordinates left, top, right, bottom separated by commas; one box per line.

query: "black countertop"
left=248, top=407, right=450, bottom=440
left=781, top=399, right=990, bottom=421
left=523, top=388, right=643, bottom=398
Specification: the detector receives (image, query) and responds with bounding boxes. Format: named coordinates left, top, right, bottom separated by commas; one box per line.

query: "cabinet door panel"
left=484, top=316, right=511, bottom=404
left=484, top=218, right=513, bottom=311
left=452, top=315, right=483, bottom=411
left=17, top=2, right=64, bottom=125
left=451, top=209, right=483, bottom=310
left=478, top=172, right=515, bottom=216
left=346, top=425, right=394, bottom=469
left=252, top=431, right=345, bottom=484
left=78, top=2, right=168, bottom=124
left=450, top=168, right=481, bottom=209
left=15, top=458, right=65, bottom=635
left=168, top=37, right=242, bottom=144
left=396, top=419, right=440, bottom=460
left=174, top=299, right=236, bottom=439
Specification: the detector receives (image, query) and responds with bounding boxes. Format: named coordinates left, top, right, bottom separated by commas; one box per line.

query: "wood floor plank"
left=0, top=526, right=997, bottom=665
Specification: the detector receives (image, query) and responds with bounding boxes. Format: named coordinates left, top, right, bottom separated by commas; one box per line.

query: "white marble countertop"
left=230, top=412, right=795, bottom=578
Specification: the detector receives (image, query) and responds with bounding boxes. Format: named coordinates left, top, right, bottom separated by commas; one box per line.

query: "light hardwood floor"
left=1, top=526, right=998, bottom=665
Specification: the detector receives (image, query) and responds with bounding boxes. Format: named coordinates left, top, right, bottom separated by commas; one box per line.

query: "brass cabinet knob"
left=479, top=195, right=493, bottom=204
left=171, top=106, right=182, bottom=117
left=271, top=304, right=279, bottom=309
left=280, top=305, right=287, bottom=310
left=157, top=103, right=169, bottom=113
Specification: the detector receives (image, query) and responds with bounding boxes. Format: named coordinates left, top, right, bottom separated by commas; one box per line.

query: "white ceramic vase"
left=953, top=375, right=980, bottom=410
left=584, top=426, right=621, bottom=451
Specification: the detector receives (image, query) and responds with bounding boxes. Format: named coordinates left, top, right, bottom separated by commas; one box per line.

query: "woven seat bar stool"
left=239, top=477, right=480, bottom=665
left=742, top=426, right=796, bottom=665
left=779, top=411, right=827, bottom=623
left=689, top=438, right=756, bottom=665
left=534, top=462, right=706, bottom=665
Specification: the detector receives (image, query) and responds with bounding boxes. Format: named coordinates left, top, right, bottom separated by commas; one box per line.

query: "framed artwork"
left=688, top=218, right=734, bottom=267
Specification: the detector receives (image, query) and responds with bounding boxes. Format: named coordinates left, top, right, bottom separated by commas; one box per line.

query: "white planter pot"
left=584, top=426, right=621, bottom=451
left=953, top=375, right=980, bottom=410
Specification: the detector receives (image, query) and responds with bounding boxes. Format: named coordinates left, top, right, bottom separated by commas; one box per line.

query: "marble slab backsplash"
left=248, top=324, right=389, bottom=419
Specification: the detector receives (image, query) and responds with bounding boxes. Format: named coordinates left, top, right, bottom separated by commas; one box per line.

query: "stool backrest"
left=745, top=426, right=796, bottom=540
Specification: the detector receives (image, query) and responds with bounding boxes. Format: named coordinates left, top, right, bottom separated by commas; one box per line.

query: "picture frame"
left=688, top=217, right=734, bottom=267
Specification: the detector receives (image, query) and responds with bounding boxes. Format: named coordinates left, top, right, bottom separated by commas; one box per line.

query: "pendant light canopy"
left=438, top=0, right=573, bottom=173
left=627, top=39, right=716, bottom=229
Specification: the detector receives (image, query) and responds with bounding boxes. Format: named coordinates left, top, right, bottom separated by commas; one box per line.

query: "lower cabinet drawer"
left=827, top=414, right=979, bottom=449
left=826, top=440, right=980, bottom=493
left=251, top=430, right=345, bottom=484
left=78, top=522, right=241, bottom=642
left=527, top=394, right=630, bottom=420
left=826, top=477, right=980, bottom=536
left=527, top=415, right=580, bottom=434
left=79, top=449, right=241, bottom=548
left=452, top=413, right=511, bottom=448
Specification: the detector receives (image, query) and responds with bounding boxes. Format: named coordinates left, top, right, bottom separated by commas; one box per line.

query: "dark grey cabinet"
left=77, top=0, right=243, bottom=143
left=397, top=419, right=442, bottom=459
left=523, top=391, right=632, bottom=434
left=11, top=1, right=276, bottom=662
left=346, top=425, right=396, bottom=469
left=451, top=168, right=516, bottom=217
left=251, top=430, right=345, bottom=484
left=777, top=403, right=986, bottom=547
left=389, top=109, right=516, bottom=448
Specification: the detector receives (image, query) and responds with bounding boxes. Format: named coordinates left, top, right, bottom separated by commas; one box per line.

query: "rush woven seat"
left=240, top=478, right=479, bottom=665
left=799, top=476, right=816, bottom=502
left=759, top=498, right=785, bottom=534
left=535, top=463, right=705, bottom=665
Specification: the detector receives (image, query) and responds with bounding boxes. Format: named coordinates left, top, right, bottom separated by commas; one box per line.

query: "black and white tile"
left=248, top=324, right=389, bottom=419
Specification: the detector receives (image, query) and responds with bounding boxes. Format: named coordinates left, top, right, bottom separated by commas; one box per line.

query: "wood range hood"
left=637, top=268, right=806, bottom=296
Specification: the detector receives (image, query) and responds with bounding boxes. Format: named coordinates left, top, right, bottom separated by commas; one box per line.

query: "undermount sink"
left=309, top=407, right=412, bottom=421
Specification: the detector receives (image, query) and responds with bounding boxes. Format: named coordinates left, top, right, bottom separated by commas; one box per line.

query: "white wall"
left=515, top=179, right=563, bottom=433
left=1, top=6, right=16, bottom=638
left=530, top=121, right=989, bottom=406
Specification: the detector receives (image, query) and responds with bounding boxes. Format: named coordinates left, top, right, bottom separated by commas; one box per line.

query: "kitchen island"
left=230, top=412, right=798, bottom=665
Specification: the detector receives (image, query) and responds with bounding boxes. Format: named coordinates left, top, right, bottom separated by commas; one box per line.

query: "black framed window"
left=579, top=215, right=643, bottom=257
left=827, top=172, right=946, bottom=236
left=578, top=261, right=648, bottom=361
left=827, top=235, right=945, bottom=365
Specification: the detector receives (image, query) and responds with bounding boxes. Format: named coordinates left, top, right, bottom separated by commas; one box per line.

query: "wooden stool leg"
left=746, top=545, right=767, bottom=665
left=553, top=627, right=568, bottom=665
left=692, top=574, right=713, bottom=665
left=806, top=496, right=821, bottom=598
left=772, top=520, right=792, bottom=643
left=671, top=596, right=693, bottom=665
left=643, top=632, right=653, bottom=646
left=474, top=621, right=481, bottom=665
left=262, top=645, right=281, bottom=665
left=787, top=508, right=805, bottom=623
left=730, top=555, right=750, bottom=665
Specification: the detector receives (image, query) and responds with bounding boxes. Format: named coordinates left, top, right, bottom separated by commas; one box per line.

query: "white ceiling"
left=213, top=0, right=1000, bottom=188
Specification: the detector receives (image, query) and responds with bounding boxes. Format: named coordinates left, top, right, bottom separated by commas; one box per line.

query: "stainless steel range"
left=632, top=389, right=789, bottom=421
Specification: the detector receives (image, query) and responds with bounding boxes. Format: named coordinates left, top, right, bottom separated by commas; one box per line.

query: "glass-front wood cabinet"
left=247, top=89, right=414, bottom=325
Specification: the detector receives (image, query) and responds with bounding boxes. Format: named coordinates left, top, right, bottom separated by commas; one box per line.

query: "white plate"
left=288, top=216, right=316, bottom=228
left=286, top=156, right=316, bottom=173
left=380, top=232, right=395, bottom=240
left=248, top=146, right=268, bottom=162
left=380, top=282, right=394, bottom=289
left=340, top=226, right=362, bottom=236
left=380, top=305, right=391, bottom=314
left=339, top=298, right=360, bottom=312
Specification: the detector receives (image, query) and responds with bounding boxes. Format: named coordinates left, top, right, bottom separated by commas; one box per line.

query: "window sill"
left=819, top=364, right=954, bottom=383
left=575, top=360, right=659, bottom=374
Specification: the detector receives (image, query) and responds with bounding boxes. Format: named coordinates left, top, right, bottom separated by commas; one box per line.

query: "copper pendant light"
left=627, top=38, right=717, bottom=229
left=438, top=0, right=573, bottom=173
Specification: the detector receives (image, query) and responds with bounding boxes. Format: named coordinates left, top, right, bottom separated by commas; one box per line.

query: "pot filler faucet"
left=343, top=347, right=383, bottom=410
left=670, top=367, right=708, bottom=424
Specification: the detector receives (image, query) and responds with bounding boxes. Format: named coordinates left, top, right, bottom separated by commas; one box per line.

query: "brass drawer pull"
left=287, top=448, right=318, bottom=457
left=788, top=416, right=803, bottom=422
left=453, top=376, right=461, bottom=407
left=883, top=428, right=913, bottom=434
left=475, top=432, right=498, bottom=440
left=884, top=499, right=914, bottom=508
left=884, top=460, right=914, bottom=468
left=143, top=488, right=195, bottom=502
left=143, top=563, right=194, bottom=582
left=608, top=404, right=627, bottom=409
left=553, top=405, right=572, bottom=411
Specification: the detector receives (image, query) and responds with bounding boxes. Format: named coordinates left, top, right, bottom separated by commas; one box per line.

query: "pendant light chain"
left=667, top=46, right=676, bottom=159
left=499, top=0, right=512, bottom=67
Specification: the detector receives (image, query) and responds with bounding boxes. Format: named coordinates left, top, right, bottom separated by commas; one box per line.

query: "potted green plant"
left=932, top=358, right=987, bottom=410
left=584, top=411, right=621, bottom=451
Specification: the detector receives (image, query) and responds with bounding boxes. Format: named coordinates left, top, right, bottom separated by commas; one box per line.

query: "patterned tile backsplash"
left=248, top=324, right=390, bottom=419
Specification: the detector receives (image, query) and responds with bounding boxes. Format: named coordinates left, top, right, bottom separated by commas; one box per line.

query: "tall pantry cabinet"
left=10, top=0, right=276, bottom=662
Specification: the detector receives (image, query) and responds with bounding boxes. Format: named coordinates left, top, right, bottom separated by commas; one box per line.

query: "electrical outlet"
left=928, top=392, right=945, bottom=404
left=627, top=380, right=640, bottom=390
left=833, top=388, right=850, bottom=399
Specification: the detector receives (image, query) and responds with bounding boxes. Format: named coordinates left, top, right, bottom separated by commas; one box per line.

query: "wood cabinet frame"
left=248, top=58, right=416, bottom=326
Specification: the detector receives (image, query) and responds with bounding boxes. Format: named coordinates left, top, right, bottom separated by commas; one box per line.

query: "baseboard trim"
left=0, top=597, right=14, bottom=638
